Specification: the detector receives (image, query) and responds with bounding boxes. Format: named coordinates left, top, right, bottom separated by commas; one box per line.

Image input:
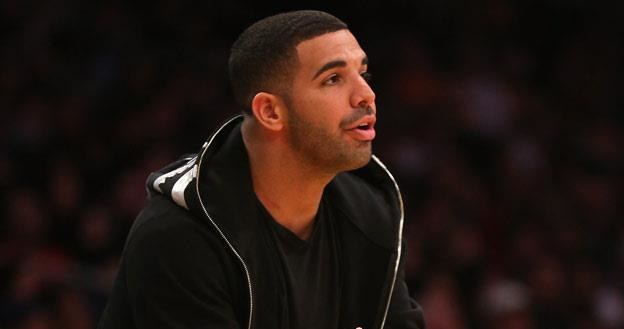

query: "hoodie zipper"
left=191, top=117, right=404, bottom=329
left=372, top=155, right=405, bottom=329
left=194, top=116, right=254, bottom=329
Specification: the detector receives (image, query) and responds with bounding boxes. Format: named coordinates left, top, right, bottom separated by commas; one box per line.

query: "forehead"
left=295, top=30, right=366, bottom=74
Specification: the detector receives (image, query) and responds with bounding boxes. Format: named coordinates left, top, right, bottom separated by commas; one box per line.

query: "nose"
left=350, top=75, right=376, bottom=110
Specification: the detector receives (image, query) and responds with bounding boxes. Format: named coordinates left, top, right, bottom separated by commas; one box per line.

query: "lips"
left=344, top=116, right=376, bottom=141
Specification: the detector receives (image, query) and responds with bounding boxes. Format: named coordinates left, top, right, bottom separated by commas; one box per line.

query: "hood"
left=146, top=115, right=404, bottom=254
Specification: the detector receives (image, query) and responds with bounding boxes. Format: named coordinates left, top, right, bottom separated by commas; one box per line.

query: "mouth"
left=345, top=116, right=376, bottom=141
left=356, top=122, right=372, bottom=130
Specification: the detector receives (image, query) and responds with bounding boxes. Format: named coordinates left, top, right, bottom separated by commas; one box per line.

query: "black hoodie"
left=97, top=116, right=425, bottom=329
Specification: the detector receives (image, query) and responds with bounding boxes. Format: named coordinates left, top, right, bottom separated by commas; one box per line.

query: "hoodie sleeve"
left=384, top=241, right=426, bottom=329
left=122, top=197, right=245, bottom=329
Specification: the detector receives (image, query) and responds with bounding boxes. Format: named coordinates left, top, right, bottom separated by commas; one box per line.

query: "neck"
left=241, top=118, right=334, bottom=240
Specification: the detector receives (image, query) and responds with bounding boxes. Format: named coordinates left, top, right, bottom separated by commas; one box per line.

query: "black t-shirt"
left=262, top=198, right=340, bottom=329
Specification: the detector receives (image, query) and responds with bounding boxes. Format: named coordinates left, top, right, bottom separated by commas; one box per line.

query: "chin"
left=342, top=150, right=372, bottom=172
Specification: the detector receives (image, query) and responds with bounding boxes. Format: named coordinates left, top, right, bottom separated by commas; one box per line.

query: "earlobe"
left=251, top=92, right=284, bottom=131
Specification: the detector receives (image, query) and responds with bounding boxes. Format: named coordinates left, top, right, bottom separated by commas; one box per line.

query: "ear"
left=250, top=92, right=285, bottom=131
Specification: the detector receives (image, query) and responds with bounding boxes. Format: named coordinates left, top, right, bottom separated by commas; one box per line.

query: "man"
left=98, top=10, right=425, bottom=329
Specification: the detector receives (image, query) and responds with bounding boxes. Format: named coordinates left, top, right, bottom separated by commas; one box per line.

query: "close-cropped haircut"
left=228, top=10, right=348, bottom=114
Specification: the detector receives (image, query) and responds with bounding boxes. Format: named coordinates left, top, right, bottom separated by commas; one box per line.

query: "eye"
left=323, top=74, right=341, bottom=86
left=361, top=71, right=372, bottom=82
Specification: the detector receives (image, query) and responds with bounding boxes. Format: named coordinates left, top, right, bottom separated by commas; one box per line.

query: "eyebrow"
left=312, top=56, right=369, bottom=80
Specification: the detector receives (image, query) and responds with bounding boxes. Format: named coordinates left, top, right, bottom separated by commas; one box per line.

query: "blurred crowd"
left=1, top=1, right=622, bottom=328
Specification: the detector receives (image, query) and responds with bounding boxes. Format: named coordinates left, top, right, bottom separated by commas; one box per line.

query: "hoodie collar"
left=148, top=115, right=404, bottom=254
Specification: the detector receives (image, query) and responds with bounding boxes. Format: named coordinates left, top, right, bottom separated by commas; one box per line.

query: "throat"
left=255, top=187, right=323, bottom=241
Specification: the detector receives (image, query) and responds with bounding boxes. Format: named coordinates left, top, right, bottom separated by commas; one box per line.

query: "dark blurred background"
left=1, top=1, right=622, bottom=328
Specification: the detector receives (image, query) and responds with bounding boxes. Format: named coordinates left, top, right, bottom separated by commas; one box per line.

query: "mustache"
left=340, top=105, right=375, bottom=128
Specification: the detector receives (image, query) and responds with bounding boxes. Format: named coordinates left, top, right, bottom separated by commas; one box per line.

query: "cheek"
left=291, top=88, right=349, bottom=127
left=309, top=92, right=348, bottom=116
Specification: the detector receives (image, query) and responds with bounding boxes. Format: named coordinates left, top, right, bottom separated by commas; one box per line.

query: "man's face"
left=285, top=29, right=376, bottom=174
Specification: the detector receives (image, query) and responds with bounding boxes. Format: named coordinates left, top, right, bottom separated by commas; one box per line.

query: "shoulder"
left=126, top=194, right=210, bottom=250
left=115, top=195, right=247, bottom=325
left=122, top=194, right=238, bottom=285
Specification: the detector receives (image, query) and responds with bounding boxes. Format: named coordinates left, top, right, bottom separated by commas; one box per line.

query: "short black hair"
left=228, top=10, right=348, bottom=113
